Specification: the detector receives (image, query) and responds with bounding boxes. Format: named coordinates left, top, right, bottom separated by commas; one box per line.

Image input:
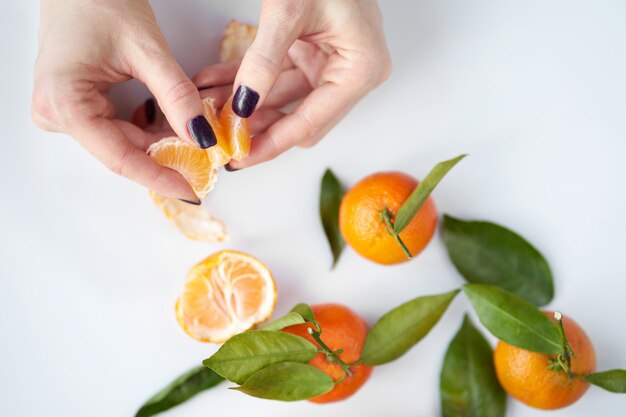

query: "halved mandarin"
left=176, top=250, right=277, bottom=343
left=150, top=191, right=227, bottom=242
left=147, top=137, right=218, bottom=198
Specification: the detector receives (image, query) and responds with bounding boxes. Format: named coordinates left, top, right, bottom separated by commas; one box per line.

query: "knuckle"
left=352, top=51, right=393, bottom=91
left=104, top=145, right=134, bottom=177
left=294, top=108, right=316, bottom=141
left=247, top=47, right=282, bottom=77
left=378, top=56, right=393, bottom=85
left=264, top=0, right=303, bottom=24
left=31, top=86, right=57, bottom=131
left=162, top=79, right=199, bottom=108
left=298, top=137, right=319, bottom=149
left=32, top=77, right=90, bottom=132
left=103, top=157, right=123, bottom=177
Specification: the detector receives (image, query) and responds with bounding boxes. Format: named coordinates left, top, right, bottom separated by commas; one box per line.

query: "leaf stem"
left=308, top=327, right=352, bottom=380
left=381, top=207, right=412, bottom=259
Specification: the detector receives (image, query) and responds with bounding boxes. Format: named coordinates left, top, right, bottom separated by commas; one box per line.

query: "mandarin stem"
left=308, top=327, right=353, bottom=378
left=381, top=207, right=412, bottom=259
left=554, top=311, right=574, bottom=378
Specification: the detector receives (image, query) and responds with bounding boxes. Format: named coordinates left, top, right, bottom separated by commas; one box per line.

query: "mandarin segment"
left=283, top=304, right=373, bottom=403
left=176, top=250, right=277, bottom=343
left=147, top=137, right=218, bottom=198
left=221, top=97, right=251, bottom=161
left=494, top=312, right=596, bottom=410
left=339, top=171, right=438, bottom=265
left=202, top=98, right=231, bottom=167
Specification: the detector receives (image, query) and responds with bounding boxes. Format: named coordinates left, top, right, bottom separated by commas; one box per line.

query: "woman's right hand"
left=32, top=0, right=215, bottom=203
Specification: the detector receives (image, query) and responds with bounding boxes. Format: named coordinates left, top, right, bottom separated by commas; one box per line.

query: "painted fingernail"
left=188, top=115, right=217, bottom=149
left=145, top=98, right=156, bottom=124
left=232, top=85, right=259, bottom=118
left=178, top=198, right=201, bottom=206
left=225, top=163, right=240, bottom=172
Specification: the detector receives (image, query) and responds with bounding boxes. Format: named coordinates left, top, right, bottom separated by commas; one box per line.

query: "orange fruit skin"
left=339, top=172, right=438, bottom=265
left=283, top=304, right=373, bottom=403
left=494, top=312, right=596, bottom=410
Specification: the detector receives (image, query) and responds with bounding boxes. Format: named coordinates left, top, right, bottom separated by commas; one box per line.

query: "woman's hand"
left=32, top=0, right=217, bottom=203
left=193, top=0, right=392, bottom=170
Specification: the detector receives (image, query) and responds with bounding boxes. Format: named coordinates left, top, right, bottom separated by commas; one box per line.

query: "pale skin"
left=32, top=0, right=392, bottom=201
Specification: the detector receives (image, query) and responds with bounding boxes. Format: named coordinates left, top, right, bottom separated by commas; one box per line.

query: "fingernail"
left=178, top=198, right=201, bottom=206
left=225, top=163, right=240, bottom=172
left=145, top=98, right=156, bottom=124
left=232, top=85, right=259, bottom=118
left=188, top=115, right=217, bottom=149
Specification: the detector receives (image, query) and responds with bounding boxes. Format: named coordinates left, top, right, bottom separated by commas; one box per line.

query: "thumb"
left=231, top=3, right=307, bottom=118
left=133, top=45, right=217, bottom=149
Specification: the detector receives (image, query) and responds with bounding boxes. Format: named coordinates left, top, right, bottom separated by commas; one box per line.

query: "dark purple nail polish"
left=232, top=85, right=259, bottom=118
left=188, top=115, right=217, bottom=149
left=178, top=198, right=201, bottom=206
left=145, top=98, right=156, bottom=124
left=225, top=163, right=240, bottom=172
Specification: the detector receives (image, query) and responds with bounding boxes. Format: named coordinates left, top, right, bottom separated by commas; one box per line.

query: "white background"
left=2, top=1, right=625, bottom=416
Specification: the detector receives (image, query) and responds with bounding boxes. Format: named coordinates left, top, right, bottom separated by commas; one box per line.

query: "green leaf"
left=442, top=215, right=554, bottom=306
left=582, top=370, right=626, bottom=393
left=203, top=331, right=318, bottom=384
left=261, top=312, right=306, bottom=331
left=290, top=303, right=316, bottom=324
left=319, top=169, right=345, bottom=267
left=232, top=362, right=334, bottom=401
left=135, top=366, right=223, bottom=417
left=361, top=289, right=459, bottom=366
left=393, top=154, right=466, bottom=233
left=463, top=284, right=560, bottom=354
left=440, top=315, right=506, bottom=417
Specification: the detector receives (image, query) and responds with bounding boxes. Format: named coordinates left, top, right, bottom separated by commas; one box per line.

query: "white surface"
left=2, top=1, right=626, bottom=416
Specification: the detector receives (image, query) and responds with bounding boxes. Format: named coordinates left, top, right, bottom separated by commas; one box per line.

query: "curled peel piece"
left=150, top=191, right=228, bottom=242
left=219, top=19, right=257, bottom=62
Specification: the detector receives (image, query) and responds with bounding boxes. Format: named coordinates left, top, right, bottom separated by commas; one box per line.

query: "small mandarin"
left=339, top=171, right=438, bottom=265
left=494, top=312, right=596, bottom=410
left=283, top=304, right=373, bottom=403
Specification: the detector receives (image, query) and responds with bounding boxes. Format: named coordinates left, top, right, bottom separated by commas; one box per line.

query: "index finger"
left=70, top=117, right=200, bottom=202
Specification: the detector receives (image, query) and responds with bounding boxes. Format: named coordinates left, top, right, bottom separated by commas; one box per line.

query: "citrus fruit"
left=176, top=250, right=277, bottom=343
left=339, top=171, right=438, bottom=265
left=283, top=304, right=373, bottom=403
left=494, top=312, right=596, bottom=410
left=147, top=136, right=218, bottom=198
left=149, top=191, right=227, bottom=242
